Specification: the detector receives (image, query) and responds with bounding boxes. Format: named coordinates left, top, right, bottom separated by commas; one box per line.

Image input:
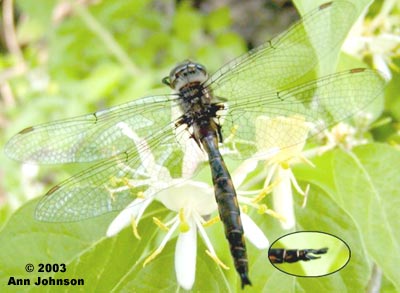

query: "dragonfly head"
left=163, top=61, right=208, bottom=91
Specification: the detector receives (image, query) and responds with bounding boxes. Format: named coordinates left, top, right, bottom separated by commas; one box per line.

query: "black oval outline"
left=268, top=230, right=351, bottom=278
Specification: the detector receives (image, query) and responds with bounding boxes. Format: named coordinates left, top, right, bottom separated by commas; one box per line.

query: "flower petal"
left=116, top=122, right=171, bottom=179
left=175, top=219, right=197, bottom=290
left=232, top=159, right=258, bottom=187
left=106, top=198, right=151, bottom=237
left=256, top=115, right=309, bottom=151
left=157, top=181, right=216, bottom=216
left=241, top=213, right=269, bottom=249
left=273, top=167, right=295, bottom=230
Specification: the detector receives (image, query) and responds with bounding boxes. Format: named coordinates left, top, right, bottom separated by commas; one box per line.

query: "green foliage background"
left=1, top=0, right=399, bottom=292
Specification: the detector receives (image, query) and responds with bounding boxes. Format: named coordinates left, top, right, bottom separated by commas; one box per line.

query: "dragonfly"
left=268, top=247, right=329, bottom=264
left=5, top=1, right=386, bottom=288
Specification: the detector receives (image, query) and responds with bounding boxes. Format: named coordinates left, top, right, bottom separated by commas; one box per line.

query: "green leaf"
left=0, top=199, right=113, bottom=292
left=333, top=144, right=400, bottom=291
left=295, top=143, right=400, bottom=291
left=294, top=0, right=375, bottom=76
left=295, top=182, right=371, bottom=291
left=0, top=198, right=234, bottom=291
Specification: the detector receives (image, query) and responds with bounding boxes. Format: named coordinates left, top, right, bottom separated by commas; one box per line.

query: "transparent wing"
left=32, top=69, right=386, bottom=222
left=207, top=1, right=356, bottom=97
left=5, top=95, right=180, bottom=163
left=34, top=114, right=207, bottom=222
left=219, top=69, right=386, bottom=158
left=7, top=0, right=384, bottom=223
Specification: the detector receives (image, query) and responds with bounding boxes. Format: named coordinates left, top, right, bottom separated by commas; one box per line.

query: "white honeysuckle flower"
left=241, top=212, right=269, bottom=249
left=145, top=180, right=270, bottom=289
left=105, top=123, right=219, bottom=290
left=175, top=216, right=197, bottom=290
left=270, top=166, right=296, bottom=229
left=106, top=195, right=153, bottom=238
left=258, top=116, right=312, bottom=230
left=144, top=181, right=218, bottom=290
left=342, top=0, right=399, bottom=80
left=255, top=116, right=310, bottom=166
left=106, top=122, right=270, bottom=289
left=373, top=53, right=392, bottom=80
left=106, top=122, right=173, bottom=237
left=234, top=115, right=312, bottom=230
left=316, top=122, right=362, bottom=154
left=232, top=161, right=275, bottom=249
left=238, top=113, right=375, bottom=230
left=304, top=113, right=374, bottom=158
left=106, top=119, right=207, bottom=238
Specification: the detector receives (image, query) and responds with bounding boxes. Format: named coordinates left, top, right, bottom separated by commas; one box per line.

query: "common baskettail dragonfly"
left=5, top=1, right=386, bottom=288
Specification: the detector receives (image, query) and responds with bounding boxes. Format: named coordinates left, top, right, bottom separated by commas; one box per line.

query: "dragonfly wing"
left=34, top=118, right=208, bottom=222
left=5, top=94, right=180, bottom=164
left=219, top=69, right=387, bottom=158
left=207, top=1, right=356, bottom=97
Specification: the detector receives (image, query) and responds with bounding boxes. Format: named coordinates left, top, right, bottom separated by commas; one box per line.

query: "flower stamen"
left=193, top=212, right=230, bottom=270
left=131, top=216, right=141, bottom=240
left=153, top=217, right=170, bottom=232
left=301, top=185, right=310, bottom=208
left=265, top=209, right=287, bottom=221
left=143, top=220, right=179, bottom=267
left=252, top=180, right=279, bottom=203
left=202, top=216, right=220, bottom=227
left=205, top=250, right=230, bottom=270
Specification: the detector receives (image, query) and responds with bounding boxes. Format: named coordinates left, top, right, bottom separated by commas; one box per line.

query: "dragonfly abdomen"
left=269, top=248, right=328, bottom=264
left=200, top=128, right=251, bottom=289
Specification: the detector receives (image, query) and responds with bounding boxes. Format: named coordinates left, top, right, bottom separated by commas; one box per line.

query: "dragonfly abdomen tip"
left=240, top=273, right=251, bottom=289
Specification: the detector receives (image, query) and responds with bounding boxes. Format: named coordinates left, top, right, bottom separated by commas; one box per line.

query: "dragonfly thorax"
left=166, top=61, right=223, bottom=146
left=165, top=61, right=216, bottom=125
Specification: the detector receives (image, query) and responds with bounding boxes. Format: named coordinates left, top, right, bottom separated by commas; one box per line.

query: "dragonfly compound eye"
left=168, top=61, right=208, bottom=91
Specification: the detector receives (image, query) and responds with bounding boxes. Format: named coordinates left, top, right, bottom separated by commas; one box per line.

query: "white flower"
left=342, top=1, right=399, bottom=80
left=234, top=115, right=312, bottom=230
left=106, top=122, right=173, bottom=238
left=143, top=181, right=220, bottom=290
left=106, top=122, right=270, bottom=289
left=241, top=211, right=270, bottom=249
left=305, top=113, right=374, bottom=157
